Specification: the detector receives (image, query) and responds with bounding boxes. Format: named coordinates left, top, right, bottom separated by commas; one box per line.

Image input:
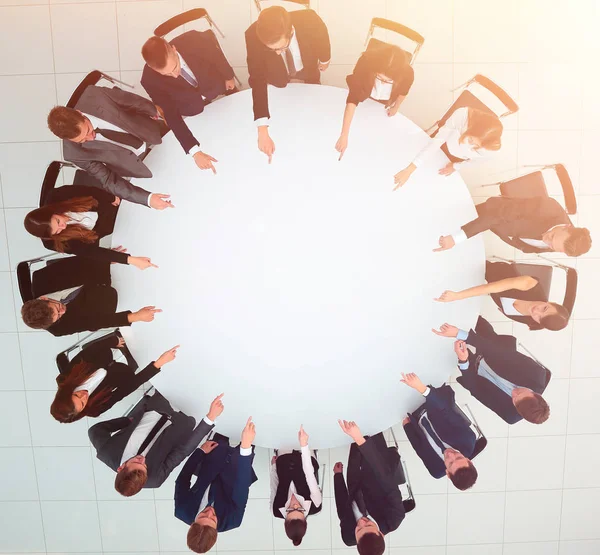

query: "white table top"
left=111, top=84, right=484, bottom=449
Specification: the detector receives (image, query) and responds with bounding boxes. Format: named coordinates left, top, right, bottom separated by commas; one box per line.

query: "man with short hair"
left=141, top=32, right=237, bottom=173
left=333, top=421, right=405, bottom=554
left=433, top=317, right=551, bottom=424
left=401, top=373, right=478, bottom=491
left=47, top=86, right=173, bottom=210
left=176, top=417, right=258, bottom=553
left=245, top=6, right=331, bottom=161
left=434, top=196, right=591, bottom=256
left=89, top=392, right=225, bottom=497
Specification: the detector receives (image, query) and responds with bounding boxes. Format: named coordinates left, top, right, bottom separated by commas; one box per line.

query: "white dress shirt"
left=74, top=368, right=107, bottom=395
left=65, top=211, right=98, bottom=230
left=351, top=501, right=380, bottom=527
left=120, top=411, right=172, bottom=465
left=44, top=285, right=83, bottom=303
left=370, top=78, right=393, bottom=101
left=177, top=52, right=206, bottom=158
left=417, top=411, right=451, bottom=459
left=500, top=297, right=522, bottom=316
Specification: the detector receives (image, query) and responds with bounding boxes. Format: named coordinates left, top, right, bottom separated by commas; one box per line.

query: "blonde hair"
left=459, top=108, right=503, bottom=151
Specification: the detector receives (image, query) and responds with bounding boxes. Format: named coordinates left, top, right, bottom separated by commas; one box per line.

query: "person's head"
left=24, top=196, right=99, bottom=252
left=114, top=455, right=148, bottom=497
left=548, top=225, right=591, bottom=256
left=459, top=108, right=503, bottom=151
left=284, top=506, right=307, bottom=546
left=444, top=448, right=478, bottom=491
left=21, top=298, right=66, bottom=329
left=256, top=6, right=293, bottom=54
left=47, top=107, right=95, bottom=142
left=364, top=43, right=411, bottom=97
left=528, top=301, right=569, bottom=331
left=512, top=388, right=550, bottom=424
left=142, top=36, right=181, bottom=77
left=187, top=506, right=218, bottom=553
left=355, top=518, right=385, bottom=555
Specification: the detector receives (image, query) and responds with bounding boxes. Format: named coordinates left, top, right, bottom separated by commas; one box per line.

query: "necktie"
left=180, top=66, right=198, bottom=88
left=354, top=489, right=368, bottom=517
left=95, top=128, right=144, bottom=149
left=208, top=484, right=216, bottom=506
left=421, top=417, right=447, bottom=454
left=284, top=48, right=297, bottom=78
left=61, top=287, right=81, bottom=305
left=136, top=414, right=169, bottom=456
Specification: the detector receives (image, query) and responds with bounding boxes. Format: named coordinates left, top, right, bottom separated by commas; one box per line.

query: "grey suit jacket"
left=88, top=392, right=214, bottom=489
left=63, top=86, right=163, bottom=206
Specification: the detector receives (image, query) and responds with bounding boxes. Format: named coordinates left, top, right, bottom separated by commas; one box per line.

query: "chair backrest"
left=552, top=164, right=577, bottom=214
left=562, top=266, right=578, bottom=316
left=31, top=256, right=89, bottom=299
left=513, top=262, right=554, bottom=301
left=155, top=8, right=209, bottom=36
left=66, top=71, right=103, bottom=108
left=253, top=0, right=310, bottom=13
left=17, top=261, right=35, bottom=303
left=39, top=161, right=65, bottom=206
left=365, top=17, right=425, bottom=65
left=452, top=404, right=487, bottom=459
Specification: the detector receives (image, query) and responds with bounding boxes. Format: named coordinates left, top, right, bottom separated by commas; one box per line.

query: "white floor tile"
left=447, top=545, right=502, bottom=555
left=576, top=195, right=600, bottom=259
left=391, top=548, right=446, bottom=555
left=0, top=391, right=31, bottom=446
left=274, top=498, right=331, bottom=550
left=447, top=492, right=505, bottom=545
left=98, top=500, right=160, bottom=551
left=504, top=543, right=559, bottom=555
left=20, top=332, right=74, bottom=391
left=504, top=489, right=562, bottom=543
left=34, top=446, right=96, bottom=501
left=560, top=488, right=600, bottom=540
left=320, top=65, right=353, bottom=90
left=216, top=498, right=274, bottom=551
left=119, top=70, right=151, bottom=102
left=155, top=498, right=189, bottom=552
left=0, top=333, right=23, bottom=390
left=563, top=434, right=600, bottom=489
left=54, top=72, right=92, bottom=107
left=458, top=394, right=509, bottom=439
left=506, top=436, right=566, bottom=491
left=0, top=447, right=38, bottom=501
left=571, top=260, right=600, bottom=320
left=0, top=501, right=46, bottom=552
left=250, top=446, right=274, bottom=499
left=567, top=378, right=600, bottom=435
left=387, top=494, right=447, bottom=547
left=41, top=500, right=102, bottom=552
left=560, top=540, right=600, bottom=555
left=580, top=130, right=600, bottom=194
left=570, top=320, right=600, bottom=378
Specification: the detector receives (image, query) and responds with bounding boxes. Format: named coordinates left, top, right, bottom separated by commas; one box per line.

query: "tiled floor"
left=0, top=0, right=599, bottom=554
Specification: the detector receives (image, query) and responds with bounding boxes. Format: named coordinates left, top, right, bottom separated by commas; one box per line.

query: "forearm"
left=79, top=161, right=152, bottom=206
left=459, top=276, right=534, bottom=299
left=300, top=446, right=322, bottom=506
left=340, top=103, right=357, bottom=136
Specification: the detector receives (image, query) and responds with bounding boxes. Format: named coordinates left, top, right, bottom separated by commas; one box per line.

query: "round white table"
left=112, top=85, right=484, bottom=449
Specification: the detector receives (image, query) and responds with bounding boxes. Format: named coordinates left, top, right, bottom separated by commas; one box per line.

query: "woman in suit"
left=271, top=426, right=322, bottom=546
left=335, top=43, right=415, bottom=159
left=50, top=336, right=179, bottom=423
left=24, top=185, right=156, bottom=269
left=435, top=261, right=569, bottom=331
left=393, top=106, right=503, bottom=188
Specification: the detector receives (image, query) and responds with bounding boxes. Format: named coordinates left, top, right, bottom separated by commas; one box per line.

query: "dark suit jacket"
left=141, top=30, right=234, bottom=154
left=64, top=86, right=162, bottom=206
left=175, top=444, right=256, bottom=531
left=461, top=196, right=571, bottom=253
left=47, top=285, right=131, bottom=337
left=245, top=9, right=331, bottom=120
left=404, top=386, right=476, bottom=479
left=456, top=316, right=550, bottom=424
left=42, top=185, right=126, bottom=265
left=89, top=392, right=214, bottom=489
left=334, top=434, right=405, bottom=546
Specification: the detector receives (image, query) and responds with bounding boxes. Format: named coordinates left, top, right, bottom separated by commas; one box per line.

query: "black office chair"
left=364, top=17, right=425, bottom=66
left=154, top=8, right=242, bottom=89
left=16, top=253, right=65, bottom=303
left=427, top=74, right=518, bottom=137
left=55, top=329, right=138, bottom=375
left=39, top=161, right=103, bottom=207
left=387, top=427, right=416, bottom=512
left=66, top=70, right=134, bottom=109
left=253, top=0, right=310, bottom=12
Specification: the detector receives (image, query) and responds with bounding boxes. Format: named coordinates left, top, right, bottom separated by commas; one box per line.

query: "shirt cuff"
left=300, top=444, right=310, bottom=454
left=239, top=446, right=253, bottom=456
left=147, top=193, right=153, bottom=207
left=203, top=416, right=214, bottom=426
left=452, top=229, right=468, bottom=245
left=319, top=59, right=331, bottom=65
left=456, top=329, right=469, bottom=341
left=452, top=162, right=464, bottom=170
left=255, top=117, right=270, bottom=128
left=422, top=387, right=431, bottom=397
left=188, top=144, right=202, bottom=156
left=458, top=360, right=469, bottom=371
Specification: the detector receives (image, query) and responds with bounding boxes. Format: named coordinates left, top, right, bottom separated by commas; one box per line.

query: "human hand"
left=393, top=165, right=415, bottom=190
left=434, top=290, right=460, bottom=303
left=207, top=393, right=225, bottom=421
left=318, top=61, right=330, bottom=72
left=402, top=416, right=410, bottom=426
left=155, top=344, right=180, bottom=368
left=433, top=235, right=455, bottom=252
left=386, top=102, right=400, bottom=117
left=298, top=424, right=309, bottom=447
left=432, top=323, right=460, bottom=338
left=335, top=134, right=348, bottom=161
left=116, top=337, right=126, bottom=349
left=225, top=78, right=236, bottom=90
left=112, top=196, right=121, bottom=207
left=241, top=416, right=256, bottom=449
left=271, top=455, right=277, bottom=465
left=337, top=419, right=365, bottom=444
left=400, top=372, right=427, bottom=394
left=333, top=462, right=343, bottom=474
left=149, top=193, right=175, bottom=210
left=439, top=162, right=456, bottom=176
left=454, top=340, right=469, bottom=362
left=200, top=440, right=219, bottom=454
left=132, top=306, right=162, bottom=323
left=128, top=256, right=158, bottom=270
left=154, top=105, right=166, bottom=121
left=193, top=151, right=218, bottom=174
left=258, top=127, right=275, bottom=163
left=112, top=245, right=127, bottom=254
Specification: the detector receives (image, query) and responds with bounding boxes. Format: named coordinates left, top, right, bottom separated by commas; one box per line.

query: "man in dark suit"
left=141, top=32, right=237, bottom=174
left=47, top=86, right=173, bottom=210
left=401, top=373, right=478, bottom=490
left=176, top=417, right=258, bottom=553
left=434, top=196, right=591, bottom=256
left=89, top=392, right=224, bottom=497
left=333, top=420, right=405, bottom=555
left=433, top=317, right=551, bottom=425
left=245, top=6, right=331, bottom=161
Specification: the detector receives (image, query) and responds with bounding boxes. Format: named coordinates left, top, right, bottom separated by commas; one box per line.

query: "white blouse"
left=499, top=297, right=522, bottom=316
left=65, top=211, right=98, bottom=230
left=370, top=78, right=393, bottom=101
left=74, top=368, right=107, bottom=395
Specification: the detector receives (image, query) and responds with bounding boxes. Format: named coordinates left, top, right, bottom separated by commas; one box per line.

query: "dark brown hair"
left=515, top=392, right=550, bottom=424
left=564, top=227, right=592, bottom=257
left=539, top=303, right=569, bottom=331
left=115, top=468, right=147, bottom=497
left=142, top=36, right=171, bottom=70
left=25, top=196, right=99, bottom=252
left=448, top=460, right=478, bottom=491
left=47, top=107, right=87, bottom=140
left=256, top=6, right=292, bottom=46
left=460, top=108, right=503, bottom=151
left=187, top=523, right=218, bottom=553
left=284, top=518, right=307, bottom=546
left=361, top=43, right=411, bottom=107
left=357, top=532, right=385, bottom=555
left=21, top=299, right=56, bottom=329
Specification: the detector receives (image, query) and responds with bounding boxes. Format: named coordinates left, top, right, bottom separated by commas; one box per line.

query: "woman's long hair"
left=362, top=43, right=411, bottom=107
left=459, top=108, right=503, bottom=151
left=24, top=196, right=99, bottom=252
left=50, top=360, right=112, bottom=423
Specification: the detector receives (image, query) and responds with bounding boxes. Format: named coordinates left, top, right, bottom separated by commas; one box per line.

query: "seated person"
left=433, top=317, right=550, bottom=424
left=434, top=195, right=591, bottom=255
left=47, top=85, right=173, bottom=210
left=89, top=392, right=224, bottom=496
left=334, top=421, right=405, bottom=554
left=336, top=43, right=414, bottom=159
left=141, top=32, right=237, bottom=173
left=24, top=185, right=156, bottom=269
left=401, top=373, right=478, bottom=490
left=271, top=425, right=322, bottom=546
left=393, top=107, right=503, bottom=189
left=176, top=417, right=258, bottom=553
left=245, top=6, right=331, bottom=162
left=51, top=338, right=179, bottom=423
left=435, top=260, right=570, bottom=331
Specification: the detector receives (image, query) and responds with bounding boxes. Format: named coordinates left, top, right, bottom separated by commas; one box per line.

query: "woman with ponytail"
left=25, top=185, right=157, bottom=270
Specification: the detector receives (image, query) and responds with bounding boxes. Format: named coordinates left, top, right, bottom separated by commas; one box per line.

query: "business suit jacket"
left=42, top=185, right=127, bottom=265
left=89, top=392, right=214, bottom=489
left=245, top=9, right=331, bottom=120
left=175, top=443, right=257, bottom=531
left=404, top=386, right=476, bottom=479
left=141, top=30, right=234, bottom=154
left=334, top=433, right=405, bottom=546
left=63, top=86, right=162, bottom=206
left=461, top=196, right=571, bottom=253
